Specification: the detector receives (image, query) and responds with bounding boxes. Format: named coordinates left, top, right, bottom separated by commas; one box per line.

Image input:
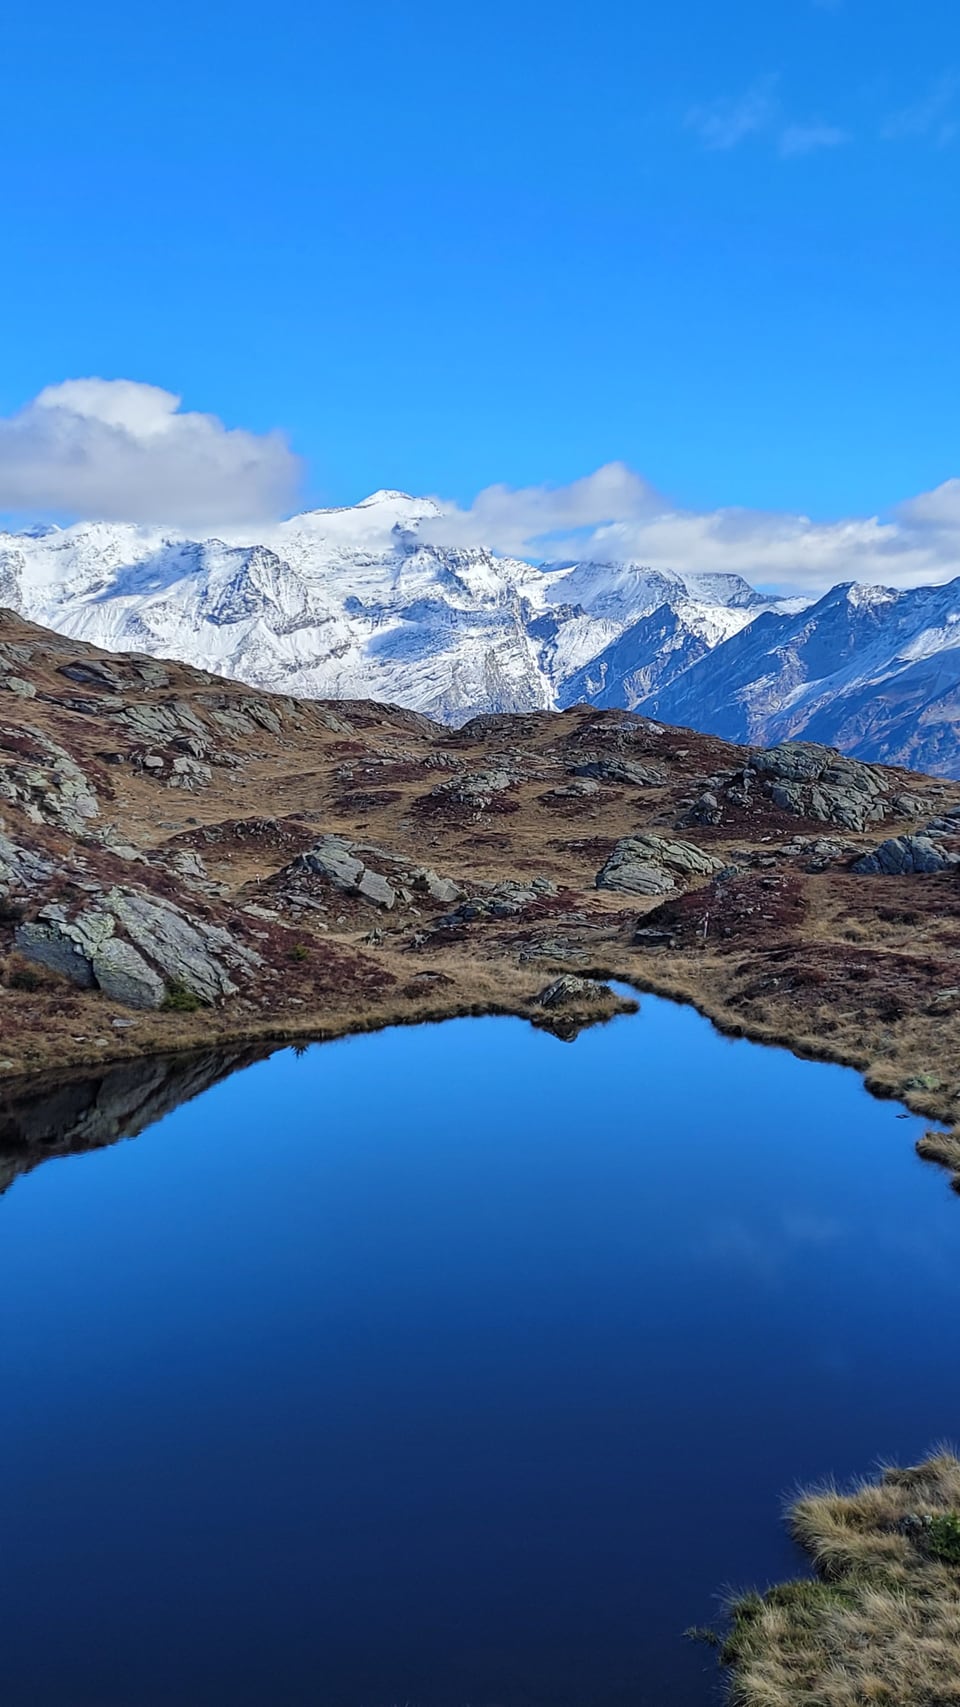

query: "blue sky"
left=0, top=0, right=958, bottom=575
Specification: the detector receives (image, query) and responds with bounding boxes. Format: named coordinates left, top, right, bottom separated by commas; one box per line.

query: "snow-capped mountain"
left=643, top=579, right=960, bottom=777
left=9, top=488, right=959, bottom=776
left=0, top=490, right=783, bottom=723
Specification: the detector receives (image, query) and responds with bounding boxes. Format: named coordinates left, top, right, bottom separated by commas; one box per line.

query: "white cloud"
left=685, top=77, right=779, bottom=150
left=686, top=79, right=851, bottom=159
left=882, top=73, right=960, bottom=145
left=778, top=121, right=850, bottom=156
left=419, top=463, right=659, bottom=556
left=421, top=465, right=960, bottom=595
left=0, top=379, right=301, bottom=528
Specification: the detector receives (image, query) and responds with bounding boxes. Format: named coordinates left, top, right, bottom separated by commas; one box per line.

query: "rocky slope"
left=3, top=607, right=960, bottom=1185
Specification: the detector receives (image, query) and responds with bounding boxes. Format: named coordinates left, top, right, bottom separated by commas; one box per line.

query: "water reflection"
left=0, top=1045, right=273, bottom=1191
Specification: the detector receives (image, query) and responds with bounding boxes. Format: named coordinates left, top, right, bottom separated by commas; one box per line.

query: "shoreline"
left=2, top=946, right=952, bottom=1164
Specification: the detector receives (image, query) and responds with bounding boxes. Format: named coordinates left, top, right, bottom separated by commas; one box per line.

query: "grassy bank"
left=717, top=1452, right=960, bottom=1705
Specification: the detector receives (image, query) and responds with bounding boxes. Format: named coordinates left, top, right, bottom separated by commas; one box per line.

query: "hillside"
left=3, top=608, right=960, bottom=1188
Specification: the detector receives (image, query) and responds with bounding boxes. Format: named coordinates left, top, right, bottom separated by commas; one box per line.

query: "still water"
left=0, top=996, right=957, bottom=1707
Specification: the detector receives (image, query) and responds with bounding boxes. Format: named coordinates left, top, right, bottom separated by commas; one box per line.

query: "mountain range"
left=3, top=488, right=960, bottom=775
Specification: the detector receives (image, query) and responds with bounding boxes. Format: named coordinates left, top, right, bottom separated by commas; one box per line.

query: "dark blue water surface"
left=0, top=995, right=958, bottom=1707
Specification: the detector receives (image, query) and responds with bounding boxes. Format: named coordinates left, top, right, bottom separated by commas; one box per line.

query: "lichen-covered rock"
left=355, top=868, right=396, bottom=908
left=596, top=836, right=725, bottom=896
left=537, top=975, right=608, bottom=1007
left=549, top=777, right=600, bottom=798
left=4, top=676, right=36, bottom=699
left=104, top=889, right=254, bottom=1002
left=0, top=831, right=54, bottom=892
left=14, top=890, right=252, bottom=1008
left=91, top=938, right=166, bottom=1009
left=296, top=838, right=365, bottom=889
left=406, top=867, right=463, bottom=905
left=0, top=725, right=99, bottom=833
left=166, top=755, right=212, bottom=790
left=119, top=701, right=209, bottom=748
left=433, top=877, right=557, bottom=927
left=749, top=744, right=891, bottom=831
left=853, top=834, right=960, bottom=875
left=682, top=790, right=723, bottom=827
left=292, top=837, right=396, bottom=908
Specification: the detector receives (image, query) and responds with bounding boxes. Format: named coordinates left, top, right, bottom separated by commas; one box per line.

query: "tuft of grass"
left=7, top=965, right=43, bottom=991
left=289, top=943, right=309, bottom=962
left=718, top=1451, right=960, bottom=1706
left=160, top=981, right=204, bottom=1013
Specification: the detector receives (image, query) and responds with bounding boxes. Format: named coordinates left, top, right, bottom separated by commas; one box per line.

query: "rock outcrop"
left=678, top=742, right=918, bottom=834
left=596, top=836, right=726, bottom=897
left=14, top=887, right=261, bottom=1009
left=281, top=836, right=465, bottom=912
left=568, top=755, right=665, bottom=788
left=853, top=835, right=960, bottom=876
left=536, top=974, right=608, bottom=1007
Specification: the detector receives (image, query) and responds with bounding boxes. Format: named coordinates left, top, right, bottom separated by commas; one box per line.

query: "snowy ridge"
left=0, top=490, right=786, bottom=724
left=645, top=578, right=960, bottom=777
left=7, top=488, right=960, bottom=774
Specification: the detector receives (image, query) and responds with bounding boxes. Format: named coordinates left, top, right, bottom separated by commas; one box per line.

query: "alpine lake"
left=0, top=990, right=957, bottom=1706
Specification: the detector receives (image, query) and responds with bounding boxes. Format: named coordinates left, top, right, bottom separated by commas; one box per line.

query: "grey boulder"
left=853, top=834, right=960, bottom=875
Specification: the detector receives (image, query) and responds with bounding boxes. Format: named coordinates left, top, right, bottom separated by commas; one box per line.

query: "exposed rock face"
left=14, top=888, right=261, bottom=1008
left=282, top=836, right=465, bottom=912
left=14, top=921, right=97, bottom=988
left=89, top=938, right=167, bottom=1009
left=677, top=742, right=903, bottom=834
left=853, top=835, right=960, bottom=876
left=596, top=836, right=726, bottom=897
left=0, top=725, right=100, bottom=833
left=106, top=890, right=258, bottom=1003
left=547, top=776, right=600, bottom=799
left=0, top=831, right=53, bottom=892
left=296, top=837, right=376, bottom=895
left=752, top=744, right=889, bottom=831
left=568, top=756, right=665, bottom=788
left=433, top=878, right=558, bottom=928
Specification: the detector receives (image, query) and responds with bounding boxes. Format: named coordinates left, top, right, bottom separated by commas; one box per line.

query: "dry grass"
left=917, top=1130, right=960, bottom=1192
left=721, top=1453, right=960, bottom=1705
